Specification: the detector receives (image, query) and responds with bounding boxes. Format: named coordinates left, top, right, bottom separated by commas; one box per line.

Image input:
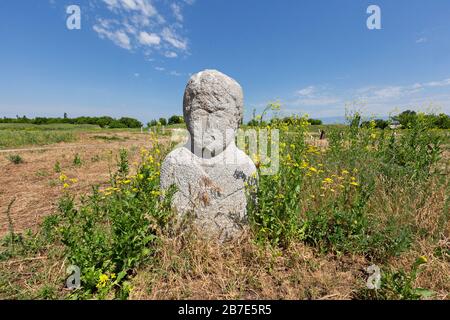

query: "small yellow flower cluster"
left=308, top=167, right=361, bottom=197
left=59, top=173, right=78, bottom=190
left=99, top=186, right=120, bottom=196
left=96, top=273, right=116, bottom=289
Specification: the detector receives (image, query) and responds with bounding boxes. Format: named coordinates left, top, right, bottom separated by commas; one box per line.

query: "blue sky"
left=0, top=0, right=449, bottom=123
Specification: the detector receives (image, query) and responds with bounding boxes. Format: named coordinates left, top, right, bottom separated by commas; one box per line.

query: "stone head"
left=183, top=70, right=243, bottom=157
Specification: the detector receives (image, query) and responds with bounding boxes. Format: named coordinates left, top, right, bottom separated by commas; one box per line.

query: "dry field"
left=0, top=131, right=154, bottom=236
left=0, top=124, right=448, bottom=300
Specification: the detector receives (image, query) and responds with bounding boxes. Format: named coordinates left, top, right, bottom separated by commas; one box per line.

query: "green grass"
left=0, top=123, right=102, bottom=131
left=0, top=130, right=76, bottom=149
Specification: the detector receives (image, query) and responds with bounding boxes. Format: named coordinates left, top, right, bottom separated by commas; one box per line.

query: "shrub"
left=168, top=115, right=184, bottom=125
left=247, top=111, right=442, bottom=262
left=7, top=154, right=23, bottom=164
left=54, top=161, right=61, bottom=173
left=73, top=153, right=82, bottom=167
left=356, top=256, right=434, bottom=300
left=56, top=136, right=175, bottom=299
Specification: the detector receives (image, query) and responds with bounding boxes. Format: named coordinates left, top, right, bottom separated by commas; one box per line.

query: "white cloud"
left=416, top=37, right=427, bottom=44
left=296, top=86, right=315, bottom=97
left=295, top=97, right=341, bottom=106
left=154, top=66, right=165, bottom=71
left=94, top=0, right=190, bottom=58
left=171, top=3, right=183, bottom=22
left=161, top=27, right=187, bottom=50
left=103, top=0, right=119, bottom=9
left=138, top=31, right=160, bottom=46
left=284, top=77, right=450, bottom=118
left=104, top=0, right=158, bottom=17
left=293, top=85, right=341, bottom=107
left=169, top=71, right=182, bottom=76
left=372, top=86, right=405, bottom=99
left=164, top=51, right=178, bottom=58
left=93, top=24, right=132, bottom=50
left=425, top=79, right=450, bottom=87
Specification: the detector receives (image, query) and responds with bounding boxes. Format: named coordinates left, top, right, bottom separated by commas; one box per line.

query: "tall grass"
left=0, top=130, right=75, bottom=149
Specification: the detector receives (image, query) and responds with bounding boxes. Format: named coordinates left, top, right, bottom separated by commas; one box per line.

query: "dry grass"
left=129, top=230, right=366, bottom=300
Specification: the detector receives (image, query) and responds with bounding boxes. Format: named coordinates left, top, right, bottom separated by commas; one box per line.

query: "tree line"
left=147, top=115, right=184, bottom=127
left=247, top=117, right=323, bottom=127
left=0, top=114, right=185, bottom=128
left=0, top=114, right=143, bottom=128
left=3, top=110, right=447, bottom=129
left=359, top=111, right=450, bottom=129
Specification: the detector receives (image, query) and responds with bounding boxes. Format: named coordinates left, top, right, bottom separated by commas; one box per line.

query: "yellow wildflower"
left=308, top=166, right=318, bottom=173
left=63, top=183, right=70, bottom=189
left=140, top=148, right=148, bottom=155
left=70, top=178, right=78, bottom=184
left=96, top=274, right=109, bottom=289
left=350, top=181, right=359, bottom=187
left=59, top=174, right=67, bottom=182
left=418, top=256, right=428, bottom=264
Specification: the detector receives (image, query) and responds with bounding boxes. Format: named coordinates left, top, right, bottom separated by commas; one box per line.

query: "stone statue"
left=160, top=69, right=257, bottom=241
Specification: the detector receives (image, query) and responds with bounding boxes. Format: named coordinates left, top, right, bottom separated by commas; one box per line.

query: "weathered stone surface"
left=161, top=69, right=257, bottom=241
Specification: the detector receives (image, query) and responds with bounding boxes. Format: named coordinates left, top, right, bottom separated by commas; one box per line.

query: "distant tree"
left=118, top=117, right=142, bottom=128
left=168, top=115, right=184, bottom=125
left=428, top=113, right=450, bottom=129
left=147, top=119, right=158, bottom=127
left=64, top=112, right=68, bottom=119
left=159, top=118, right=167, bottom=126
left=361, top=119, right=389, bottom=129
left=393, top=110, right=417, bottom=128
left=96, top=116, right=114, bottom=128
left=33, top=117, right=48, bottom=125
left=109, top=120, right=128, bottom=128
left=308, top=119, right=323, bottom=125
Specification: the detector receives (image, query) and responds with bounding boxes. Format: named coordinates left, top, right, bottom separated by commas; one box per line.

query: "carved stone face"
left=183, top=70, right=243, bottom=158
